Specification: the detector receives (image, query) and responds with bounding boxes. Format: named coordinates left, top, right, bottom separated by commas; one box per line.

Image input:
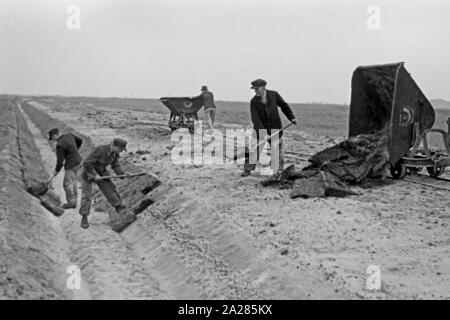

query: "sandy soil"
left=3, top=97, right=449, bottom=299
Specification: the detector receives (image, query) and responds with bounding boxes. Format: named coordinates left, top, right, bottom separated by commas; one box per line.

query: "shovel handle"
left=98, top=172, right=159, bottom=180
left=234, top=123, right=293, bottom=160
left=249, top=123, right=293, bottom=152
left=47, top=175, right=55, bottom=184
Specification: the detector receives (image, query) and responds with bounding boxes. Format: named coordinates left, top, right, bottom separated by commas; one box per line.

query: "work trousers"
left=63, top=164, right=80, bottom=206
left=204, top=108, right=216, bottom=129
left=244, top=129, right=284, bottom=173
left=79, top=176, right=122, bottom=216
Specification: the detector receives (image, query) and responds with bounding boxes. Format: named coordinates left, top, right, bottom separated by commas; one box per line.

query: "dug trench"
left=2, top=98, right=168, bottom=299
left=0, top=99, right=89, bottom=299
left=18, top=100, right=354, bottom=299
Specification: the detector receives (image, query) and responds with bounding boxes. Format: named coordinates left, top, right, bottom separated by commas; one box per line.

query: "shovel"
left=233, top=123, right=293, bottom=161
left=27, top=175, right=55, bottom=198
left=97, top=172, right=160, bottom=181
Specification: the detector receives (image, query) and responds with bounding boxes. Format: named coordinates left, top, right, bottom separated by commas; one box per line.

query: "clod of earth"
left=140, top=175, right=162, bottom=195
left=132, top=197, right=155, bottom=215
left=109, top=211, right=137, bottom=233
left=290, top=171, right=357, bottom=199
left=135, top=149, right=151, bottom=155
left=40, top=191, right=64, bottom=217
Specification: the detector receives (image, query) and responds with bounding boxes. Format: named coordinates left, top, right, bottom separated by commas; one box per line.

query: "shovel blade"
left=27, top=182, right=49, bottom=197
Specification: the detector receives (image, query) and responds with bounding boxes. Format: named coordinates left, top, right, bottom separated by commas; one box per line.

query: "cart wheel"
left=408, top=167, right=423, bottom=174
left=427, top=166, right=445, bottom=178
left=188, top=127, right=195, bottom=134
left=390, top=163, right=407, bottom=179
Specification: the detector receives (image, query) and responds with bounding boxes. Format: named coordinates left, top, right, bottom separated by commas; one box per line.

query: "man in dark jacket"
left=193, top=85, right=216, bottom=130
left=79, top=138, right=128, bottom=229
left=242, top=79, right=297, bottom=177
left=48, top=128, right=83, bottom=209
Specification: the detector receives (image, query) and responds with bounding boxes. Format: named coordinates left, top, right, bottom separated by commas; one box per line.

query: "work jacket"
left=81, top=145, right=125, bottom=182
left=250, top=90, right=295, bottom=130
left=194, top=91, right=216, bottom=110
left=55, top=133, right=83, bottom=172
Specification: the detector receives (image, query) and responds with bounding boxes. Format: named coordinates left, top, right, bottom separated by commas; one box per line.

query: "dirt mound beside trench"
left=0, top=99, right=70, bottom=299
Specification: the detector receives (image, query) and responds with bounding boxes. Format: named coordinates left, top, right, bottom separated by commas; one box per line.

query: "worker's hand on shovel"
left=47, top=172, right=57, bottom=184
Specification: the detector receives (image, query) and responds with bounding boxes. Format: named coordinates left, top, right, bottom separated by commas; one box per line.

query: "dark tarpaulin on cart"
left=262, top=62, right=436, bottom=197
left=348, top=62, right=435, bottom=166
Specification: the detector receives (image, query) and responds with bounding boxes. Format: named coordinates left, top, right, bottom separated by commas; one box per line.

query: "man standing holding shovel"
left=242, top=79, right=297, bottom=177
left=79, top=138, right=128, bottom=229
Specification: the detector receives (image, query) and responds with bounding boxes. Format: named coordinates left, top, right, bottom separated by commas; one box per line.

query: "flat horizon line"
left=1, top=93, right=449, bottom=108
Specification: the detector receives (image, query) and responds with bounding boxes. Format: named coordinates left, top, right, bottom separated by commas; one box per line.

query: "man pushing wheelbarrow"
left=79, top=138, right=129, bottom=229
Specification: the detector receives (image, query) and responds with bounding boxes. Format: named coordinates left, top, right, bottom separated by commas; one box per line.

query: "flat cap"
left=112, top=138, right=127, bottom=151
left=201, top=85, right=208, bottom=91
left=250, top=79, right=267, bottom=89
left=48, top=128, right=59, bottom=140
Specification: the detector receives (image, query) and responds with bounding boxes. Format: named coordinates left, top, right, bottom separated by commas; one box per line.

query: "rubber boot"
left=80, top=215, right=89, bottom=229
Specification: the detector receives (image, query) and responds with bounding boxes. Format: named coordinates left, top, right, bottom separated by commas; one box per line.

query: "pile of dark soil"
left=262, top=129, right=390, bottom=198
left=305, top=128, right=390, bottom=183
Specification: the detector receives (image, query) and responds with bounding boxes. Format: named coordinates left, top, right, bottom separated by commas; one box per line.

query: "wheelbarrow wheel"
left=427, top=166, right=445, bottom=178
left=390, top=163, right=406, bottom=179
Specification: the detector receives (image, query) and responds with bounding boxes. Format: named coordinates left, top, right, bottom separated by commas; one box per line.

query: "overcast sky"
left=1, top=0, right=449, bottom=103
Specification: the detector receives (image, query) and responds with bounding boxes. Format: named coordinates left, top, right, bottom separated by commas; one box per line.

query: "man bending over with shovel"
left=48, top=128, right=83, bottom=209
left=79, top=138, right=128, bottom=229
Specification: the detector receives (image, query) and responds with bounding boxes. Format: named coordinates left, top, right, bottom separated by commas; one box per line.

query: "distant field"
left=34, top=95, right=450, bottom=147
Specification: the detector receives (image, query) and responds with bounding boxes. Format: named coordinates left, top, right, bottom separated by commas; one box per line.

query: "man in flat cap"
left=192, top=85, right=217, bottom=130
left=48, top=128, right=83, bottom=209
left=79, top=138, right=128, bottom=229
left=242, top=79, right=297, bottom=177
